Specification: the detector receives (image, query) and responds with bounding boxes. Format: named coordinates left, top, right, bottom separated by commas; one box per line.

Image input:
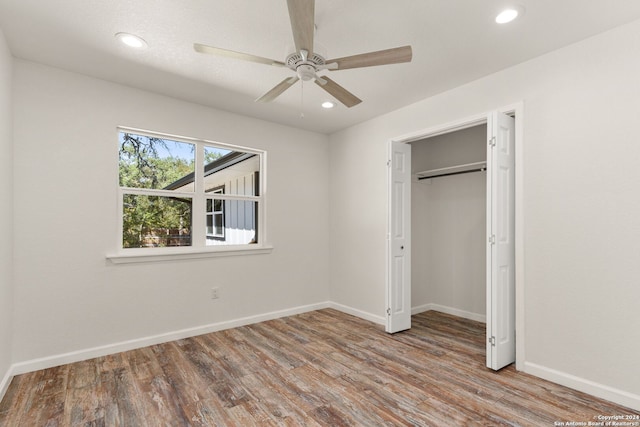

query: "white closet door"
left=486, top=112, right=516, bottom=370
left=387, top=141, right=411, bottom=333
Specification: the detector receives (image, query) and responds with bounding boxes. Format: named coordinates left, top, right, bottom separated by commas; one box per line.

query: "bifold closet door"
left=386, top=141, right=412, bottom=333
left=486, top=112, right=516, bottom=370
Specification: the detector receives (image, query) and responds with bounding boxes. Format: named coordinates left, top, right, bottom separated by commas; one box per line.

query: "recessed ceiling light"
left=321, top=101, right=335, bottom=109
left=115, top=32, right=148, bottom=49
left=495, top=8, right=520, bottom=24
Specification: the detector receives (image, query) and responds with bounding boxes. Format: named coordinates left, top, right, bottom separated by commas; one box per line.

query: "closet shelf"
left=416, top=161, right=486, bottom=180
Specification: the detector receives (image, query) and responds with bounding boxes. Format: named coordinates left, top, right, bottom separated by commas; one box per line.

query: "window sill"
left=106, top=245, right=274, bottom=264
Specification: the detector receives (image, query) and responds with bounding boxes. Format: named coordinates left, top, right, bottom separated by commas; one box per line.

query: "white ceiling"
left=2, top=0, right=640, bottom=134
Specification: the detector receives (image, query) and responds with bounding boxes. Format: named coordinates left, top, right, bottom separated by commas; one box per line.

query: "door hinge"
left=489, top=136, right=496, bottom=147
left=489, top=336, right=496, bottom=347
left=386, top=308, right=392, bottom=316
left=387, top=159, right=391, bottom=167
left=489, top=234, right=496, bottom=245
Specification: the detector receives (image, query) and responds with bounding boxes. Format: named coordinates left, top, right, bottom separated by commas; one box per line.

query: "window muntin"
left=118, top=129, right=263, bottom=251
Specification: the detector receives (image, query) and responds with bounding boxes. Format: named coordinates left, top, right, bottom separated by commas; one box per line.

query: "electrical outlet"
left=211, top=287, right=220, bottom=299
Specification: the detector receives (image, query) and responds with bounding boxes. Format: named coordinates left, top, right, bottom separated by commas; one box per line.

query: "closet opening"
left=410, top=124, right=488, bottom=327
left=387, top=110, right=518, bottom=371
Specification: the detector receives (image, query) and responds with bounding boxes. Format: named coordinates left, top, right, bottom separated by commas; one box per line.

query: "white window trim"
left=109, top=126, right=270, bottom=263
left=106, top=245, right=274, bottom=264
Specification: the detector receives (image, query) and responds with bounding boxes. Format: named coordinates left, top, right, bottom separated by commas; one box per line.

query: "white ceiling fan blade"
left=287, top=0, right=315, bottom=54
left=194, top=43, right=285, bottom=67
left=326, top=45, right=412, bottom=70
left=255, top=77, right=300, bottom=103
left=314, top=76, right=362, bottom=108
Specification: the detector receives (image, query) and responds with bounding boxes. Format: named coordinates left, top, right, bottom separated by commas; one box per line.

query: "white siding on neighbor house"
left=329, top=19, right=640, bottom=409
left=0, top=27, right=14, bottom=397
left=208, top=172, right=258, bottom=246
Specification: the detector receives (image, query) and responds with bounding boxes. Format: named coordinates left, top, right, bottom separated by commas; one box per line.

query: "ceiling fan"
left=194, top=0, right=412, bottom=108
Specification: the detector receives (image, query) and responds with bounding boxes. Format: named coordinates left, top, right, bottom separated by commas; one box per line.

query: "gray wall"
left=411, top=125, right=486, bottom=319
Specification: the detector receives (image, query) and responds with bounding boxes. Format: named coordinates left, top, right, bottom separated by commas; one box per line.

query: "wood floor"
left=1, top=309, right=638, bottom=426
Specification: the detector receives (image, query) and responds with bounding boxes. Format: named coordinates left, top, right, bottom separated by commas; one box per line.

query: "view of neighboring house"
left=165, top=151, right=260, bottom=246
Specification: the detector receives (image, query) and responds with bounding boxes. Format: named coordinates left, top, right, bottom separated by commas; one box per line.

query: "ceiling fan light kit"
left=193, top=0, right=412, bottom=109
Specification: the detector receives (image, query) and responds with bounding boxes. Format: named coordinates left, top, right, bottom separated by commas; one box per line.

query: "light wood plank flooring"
left=1, top=309, right=638, bottom=426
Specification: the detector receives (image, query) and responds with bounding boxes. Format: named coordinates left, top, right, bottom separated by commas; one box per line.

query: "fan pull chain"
left=300, top=80, right=305, bottom=119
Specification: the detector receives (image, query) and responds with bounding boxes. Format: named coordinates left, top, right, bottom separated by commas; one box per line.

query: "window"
left=206, top=187, right=225, bottom=240
left=117, top=128, right=265, bottom=255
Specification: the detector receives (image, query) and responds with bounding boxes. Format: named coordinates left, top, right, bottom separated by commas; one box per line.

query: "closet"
left=388, top=110, right=516, bottom=370
left=410, top=124, right=487, bottom=323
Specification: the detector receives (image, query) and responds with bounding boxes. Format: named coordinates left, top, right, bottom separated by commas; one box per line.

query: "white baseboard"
left=0, top=365, right=14, bottom=403
left=2, top=300, right=381, bottom=400
left=7, top=302, right=638, bottom=414
left=328, top=302, right=386, bottom=325
left=10, top=301, right=331, bottom=376
left=524, top=362, right=640, bottom=412
left=0, top=301, right=378, bottom=403
left=412, top=303, right=486, bottom=323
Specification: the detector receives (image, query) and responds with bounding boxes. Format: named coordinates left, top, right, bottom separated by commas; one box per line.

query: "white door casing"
left=387, top=141, right=412, bottom=333
left=486, top=112, right=516, bottom=370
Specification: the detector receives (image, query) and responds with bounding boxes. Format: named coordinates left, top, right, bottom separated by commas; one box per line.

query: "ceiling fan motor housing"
left=286, top=51, right=326, bottom=81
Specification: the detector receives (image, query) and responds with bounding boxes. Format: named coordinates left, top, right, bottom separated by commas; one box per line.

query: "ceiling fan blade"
left=326, top=45, right=412, bottom=70
left=314, top=76, right=362, bottom=108
left=194, top=43, right=285, bottom=67
left=287, top=0, right=315, bottom=54
left=255, top=77, right=300, bottom=103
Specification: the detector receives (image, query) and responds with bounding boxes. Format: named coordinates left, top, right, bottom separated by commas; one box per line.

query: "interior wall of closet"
left=410, top=124, right=487, bottom=321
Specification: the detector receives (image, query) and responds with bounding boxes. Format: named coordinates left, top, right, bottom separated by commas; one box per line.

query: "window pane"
left=204, top=146, right=232, bottom=166
left=122, top=194, right=192, bottom=248
left=214, top=214, right=224, bottom=236
left=206, top=215, right=213, bottom=235
left=203, top=148, right=260, bottom=196
left=206, top=199, right=257, bottom=246
left=119, top=132, right=195, bottom=191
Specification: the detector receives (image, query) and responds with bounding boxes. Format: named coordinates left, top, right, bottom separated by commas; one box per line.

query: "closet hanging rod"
left=416, top=161, right=486, bottom=180
left=417, top=167, right=485, bottom=180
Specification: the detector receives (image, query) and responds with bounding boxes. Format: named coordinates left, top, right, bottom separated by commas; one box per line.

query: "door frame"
left=386, top=102, right=525, bottom=370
